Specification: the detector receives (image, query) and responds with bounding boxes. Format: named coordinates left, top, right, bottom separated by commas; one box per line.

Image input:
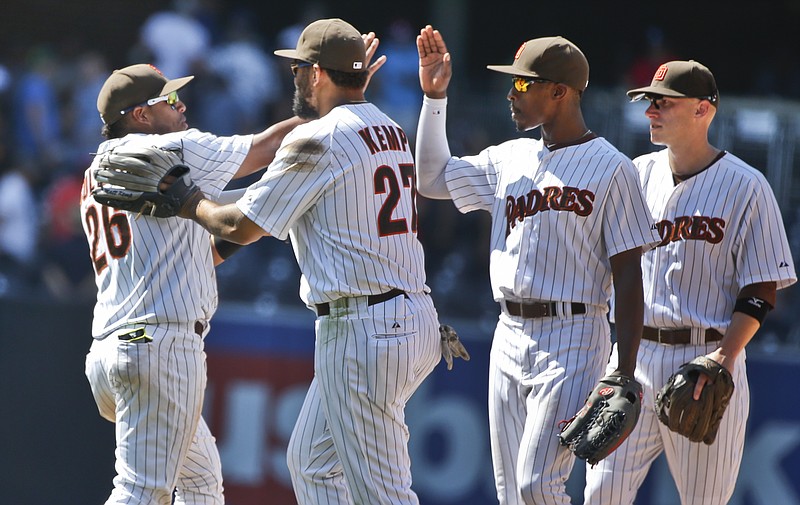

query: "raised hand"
left=362, top=31, right=387, bottom=92
left=417, top=25, right=452, bottom=99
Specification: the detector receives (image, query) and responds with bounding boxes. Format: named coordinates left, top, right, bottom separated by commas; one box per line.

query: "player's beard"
left=292, top=73, right=319, bottom=120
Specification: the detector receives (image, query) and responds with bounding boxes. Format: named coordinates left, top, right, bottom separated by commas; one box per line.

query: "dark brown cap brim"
left=487, top=64, right=544, bottom=78
left=626, top=85, right=690, bottom=99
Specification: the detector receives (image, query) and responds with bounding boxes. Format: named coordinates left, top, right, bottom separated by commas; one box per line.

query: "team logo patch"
left=653, top=64, right=668, bottom=81
left=515, top=42, right=526, bottom=60
left=598, top=386, right=615, bottom=397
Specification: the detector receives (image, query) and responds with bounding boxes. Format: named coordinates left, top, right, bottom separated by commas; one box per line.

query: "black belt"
left=118, top=321, right=204, bottom=342
left=642, top=326, right=722, bottom=345
left=316, top=288, right=407, bottom=317
left=504, top=301, right=586, bottom=319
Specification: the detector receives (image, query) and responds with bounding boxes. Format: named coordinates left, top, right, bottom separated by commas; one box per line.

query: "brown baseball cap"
left=274, top=18, right=367, bottom=73
left=627, top=60, right=718, bottom=106
left=487, top=36, right=589, bottom=91
left=97, top=64, right=194, bottom=125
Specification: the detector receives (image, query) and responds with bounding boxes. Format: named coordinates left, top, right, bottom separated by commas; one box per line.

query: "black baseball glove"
left=558, top=373, right=643, bottom=466
left=655, top=356, right=734, bottom=445
left=92, top=146, right=199, bottom=218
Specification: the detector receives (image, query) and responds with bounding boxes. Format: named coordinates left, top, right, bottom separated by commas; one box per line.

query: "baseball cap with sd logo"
left=274, top=18, right=367, bottom=73
left=486, top=36, right=590, bottom=91
left=627, top=60, right=718, bottom=106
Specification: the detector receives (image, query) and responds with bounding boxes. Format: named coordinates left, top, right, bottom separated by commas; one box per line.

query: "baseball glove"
left=558, top=373, right=643, bottom=466
left=439, top=324, right=470, bottom=370
left=92, top=146, right=199, bottom=218
left=655, top=356, right=734, bottom=445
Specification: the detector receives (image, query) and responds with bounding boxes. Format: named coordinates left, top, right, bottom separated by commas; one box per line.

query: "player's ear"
left=129, top=106, right=150, bottom=126
left=312, top=64, right=323, bottom=86
left=695, top=100, right=711, bottom=118
left=552, top=83, right=568, bottom=100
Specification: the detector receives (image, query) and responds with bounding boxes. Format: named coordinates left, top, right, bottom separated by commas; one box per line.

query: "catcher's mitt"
left=439, top=324, right=470, bottom=371
left=558, top=373, right=643, bottom=466
left=655, top=356, right=734, bottom=445
left=92, top=146, right=199, bottom=218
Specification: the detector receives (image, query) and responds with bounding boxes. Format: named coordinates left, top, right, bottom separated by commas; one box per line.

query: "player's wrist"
left=178, top=189, right=205, bottom=219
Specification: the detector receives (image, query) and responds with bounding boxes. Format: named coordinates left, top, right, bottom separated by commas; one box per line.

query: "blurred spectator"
left=63, top=51, right=108, bottom=167
left=202, top=8, right=281, bottom=133
left=0, top=159, right=40, bottom=294
left=38, top=171, right=94, bottom=301
left=276, top=2, right=329, bottom=50
left=0, top=63, right=10, bottom=95
left=138, top=0, right=211, bottom=79
left=370, top=18, right=421, bottom=135
left=273, top=2, right=329, bottom=119
left=623, top=26, right=677, bottom=89
left=11, top=45, right=64, bottom=176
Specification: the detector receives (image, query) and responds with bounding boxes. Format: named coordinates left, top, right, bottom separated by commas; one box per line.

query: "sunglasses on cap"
left=512, top=76, right=553, bottom=93
left=120, top=90, right=180, bottom=115
left=290, top=61, right=313, bottom=76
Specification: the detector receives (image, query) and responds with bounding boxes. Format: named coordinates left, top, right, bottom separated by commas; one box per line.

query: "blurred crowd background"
left=2, top=0, right=800, bottom=348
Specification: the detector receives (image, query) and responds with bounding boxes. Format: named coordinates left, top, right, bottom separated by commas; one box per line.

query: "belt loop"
left=691, top=327, right=705, bottom=345
left=556, top=302, right=566, bottom=318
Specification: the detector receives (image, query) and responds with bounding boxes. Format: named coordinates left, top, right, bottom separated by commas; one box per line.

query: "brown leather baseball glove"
left=655, top=356, right=734, bottom=445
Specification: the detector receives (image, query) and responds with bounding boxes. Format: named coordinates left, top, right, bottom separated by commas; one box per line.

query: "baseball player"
left=130, top=19, right=447, bottom=504
left=583, top=61, right=797, bottom=505
left=415, top=26, right=660, bottom=504
left=80, top=63, right=305, bottom=504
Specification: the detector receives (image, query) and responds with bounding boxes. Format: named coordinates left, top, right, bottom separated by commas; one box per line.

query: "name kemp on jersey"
left=357, top=124, right=410, bottom=155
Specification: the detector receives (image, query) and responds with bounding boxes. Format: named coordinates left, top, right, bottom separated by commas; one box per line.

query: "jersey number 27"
left=374, top=162, right=417, bottom=237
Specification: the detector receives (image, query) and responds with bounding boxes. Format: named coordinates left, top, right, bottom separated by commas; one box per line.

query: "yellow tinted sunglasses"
left=120, top=91, right=180, bottom=115
left=512, top=76, right=553, bottom=93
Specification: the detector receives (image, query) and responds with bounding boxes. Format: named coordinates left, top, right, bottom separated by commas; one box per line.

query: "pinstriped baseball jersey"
left=445, top=137, right=660, bottom=306
left=237, top=102, right=428, bottom=306
left=635, top=149, right=796, bottom=329
left=80, top=129, right=253, bottom=337
left=585, top=149, right=797, bottom=505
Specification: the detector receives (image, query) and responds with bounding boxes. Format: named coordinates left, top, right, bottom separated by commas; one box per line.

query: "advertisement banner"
left=205, top=309, right=800, bottom=505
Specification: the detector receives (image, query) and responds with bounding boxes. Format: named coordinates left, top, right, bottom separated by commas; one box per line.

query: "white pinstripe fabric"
left=237, top=103, right=439, bottom=502
left=443, top=136, right=657, bottom=504
left=585, top=340, right=748, bottom=505
left=634, top=150, right=795, bottom=331
left=489, top=309, right=611, bottom=505
left=587, top=150, right=796, bottom=504
left=81, top=128, right=252, bottom=505
left=237, top=103, right=428, bottom=307
left=81, top=129, right=252, bottom=338
left=445, top=137, right=659, bottom=305
left=85, top=324, right=222, bottom=505
left=287, top=292, right=440, bottom=504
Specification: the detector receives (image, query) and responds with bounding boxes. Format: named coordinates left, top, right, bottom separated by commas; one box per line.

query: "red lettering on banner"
left=206, top=352, right=313, bottom=504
